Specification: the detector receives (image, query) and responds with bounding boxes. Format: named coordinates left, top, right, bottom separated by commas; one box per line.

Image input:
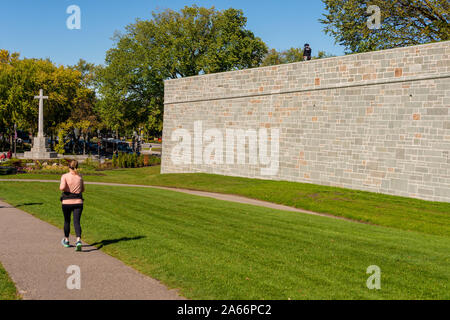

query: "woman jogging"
left=59, top=160, right=85, bottom=252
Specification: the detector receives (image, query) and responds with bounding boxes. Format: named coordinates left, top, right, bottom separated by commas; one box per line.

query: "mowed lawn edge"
left=1, top=166, right=449, bottom=238
left=0, top=261, right=20, bottom=300
left=0, top=181, right=449, bottom=300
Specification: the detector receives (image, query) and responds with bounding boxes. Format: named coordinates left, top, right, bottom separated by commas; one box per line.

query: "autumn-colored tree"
left=0, top=51, right=97, bottom=149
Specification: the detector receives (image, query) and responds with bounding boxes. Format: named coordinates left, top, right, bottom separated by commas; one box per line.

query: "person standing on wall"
left=303, top=43, right=312, bottom=61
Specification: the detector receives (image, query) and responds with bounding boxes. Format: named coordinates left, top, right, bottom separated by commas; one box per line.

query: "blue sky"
left=1, top=0, right=345, bottom=66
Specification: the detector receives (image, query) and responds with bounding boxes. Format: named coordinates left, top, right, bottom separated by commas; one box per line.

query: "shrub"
left=111, top=152, right=153, bottom=169
left=148, top=155, right=161, bottom=166
left=125, top=154, right=130, bottom=168
left=99, top=161, right=113, bottom=170
left=120, top=153, right=126, bottom=168
left=55, top=129, right=67, bottom=155
left=112, top=154, right=118, bottom=168
left=0, top=167, right=17, bottom=175
left=82, top=157, right=99, bottom=170
left=138, top=155, right=144, bottom=167
left=0, top=158, right=29, bottom=168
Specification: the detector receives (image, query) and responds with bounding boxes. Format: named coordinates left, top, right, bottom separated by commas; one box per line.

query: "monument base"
left=23, top=136, right=58, bottom=159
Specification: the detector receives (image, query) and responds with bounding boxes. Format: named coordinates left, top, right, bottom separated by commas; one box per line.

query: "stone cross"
left=34, top=89, right=48, bottom=138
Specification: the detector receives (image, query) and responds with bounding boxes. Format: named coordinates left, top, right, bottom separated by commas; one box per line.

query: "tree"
left=72, top=59, right=96, bottom=87
left=314, top=51, right=336, bottom=59
left=55, top=120, right=73, bottom=155
left=262, top=47, right=335, bottom=66
left=69, top=59, right=99, bottom=134
left=261, top=49, right=284, bottom=66
left=283, top=47, right=304, bottom=63
left=320, top=0, right=449, bottom=53
left=0, top=50, right=18, bottom=148
left=0, top=51, right=97, bottom=149
left=262, top=47, right=303, bottom=66
left=96, top=5, right=268, bottom=135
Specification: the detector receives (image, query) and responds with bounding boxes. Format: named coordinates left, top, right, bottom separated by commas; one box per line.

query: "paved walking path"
left=0, top=200, right=185, bottom=300
left=0, top=179, right=360, bottom=223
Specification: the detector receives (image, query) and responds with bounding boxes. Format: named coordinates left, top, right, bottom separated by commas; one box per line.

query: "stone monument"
left=24, top=89, right=58, bottom=159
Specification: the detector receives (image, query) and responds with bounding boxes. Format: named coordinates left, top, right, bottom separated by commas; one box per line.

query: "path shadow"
left=81, top=236, right=146, bottom=252
left=0, top=203, right=43, bottom=209
left=15, top=202, right=44, bottom=208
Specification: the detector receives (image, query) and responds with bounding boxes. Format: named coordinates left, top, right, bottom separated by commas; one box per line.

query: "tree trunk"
left=83, top=135, right=86, bottom=155
left=9, top=132, right=13, bottom=151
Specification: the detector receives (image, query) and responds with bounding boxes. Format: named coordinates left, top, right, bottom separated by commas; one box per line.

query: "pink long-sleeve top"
left=60, top=172, right=85, bottom=205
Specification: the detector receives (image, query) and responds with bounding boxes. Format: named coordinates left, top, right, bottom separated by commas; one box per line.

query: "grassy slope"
left=3, top=166, right=450, bottom=237
left=0, top=181, right=449, bottom=300
left=0, top=262, right=19, bottom=300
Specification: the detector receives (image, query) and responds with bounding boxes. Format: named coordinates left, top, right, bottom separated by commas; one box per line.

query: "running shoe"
left=61, top=238, right=70, bottom=248
left=75, top=241, right=82, bottom=252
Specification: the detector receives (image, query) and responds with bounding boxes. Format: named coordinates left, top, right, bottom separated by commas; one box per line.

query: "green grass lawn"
left=2, top=166, right=449, bottom=238
left=0, top=181, right=449, bottom=299
left=0, top=262, right=20, bottom=300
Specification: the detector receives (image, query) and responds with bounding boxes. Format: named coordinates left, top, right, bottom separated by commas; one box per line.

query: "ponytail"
left=69, top=160, right=79, bottom=175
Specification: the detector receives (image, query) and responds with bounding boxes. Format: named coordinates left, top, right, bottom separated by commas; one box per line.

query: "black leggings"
left=62, top=204, right=83, bottom=238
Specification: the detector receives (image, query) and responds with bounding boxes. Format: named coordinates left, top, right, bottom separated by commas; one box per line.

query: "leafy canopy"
left=261, top=47, right=335, bottom=66
left=96, top=5, right=268, bottom=134
left=320, top=0, right=449, bottom=53
left=0, top=50, right=97, bottom=137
